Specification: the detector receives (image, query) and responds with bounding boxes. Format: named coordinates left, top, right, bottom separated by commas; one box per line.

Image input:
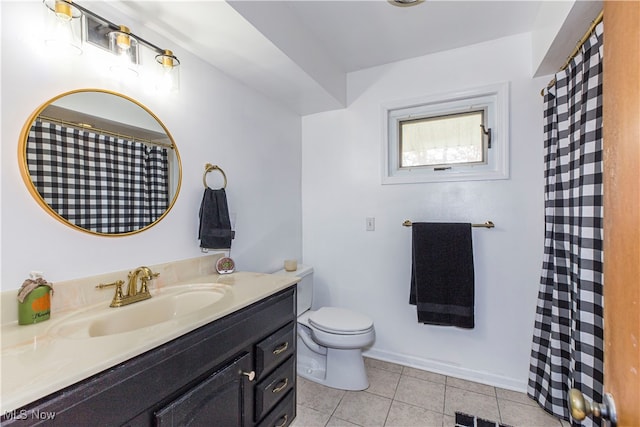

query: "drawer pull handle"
left=241, top=370, right=256, bottom=381
left=274, top=414, right=288, bottom=427
left=273, top=342, right=289, bottom=355
left=272, top=378, right=289, bottom=393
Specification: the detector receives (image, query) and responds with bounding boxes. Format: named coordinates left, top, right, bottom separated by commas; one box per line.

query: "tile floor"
left=291, top=358, right=569, bottom=427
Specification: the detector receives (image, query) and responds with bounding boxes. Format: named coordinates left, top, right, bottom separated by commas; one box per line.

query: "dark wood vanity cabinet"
left=2, top=287, right=297, bottom=427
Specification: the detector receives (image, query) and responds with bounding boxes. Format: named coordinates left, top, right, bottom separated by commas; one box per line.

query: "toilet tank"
left=273, top=265, right=313, bottom=315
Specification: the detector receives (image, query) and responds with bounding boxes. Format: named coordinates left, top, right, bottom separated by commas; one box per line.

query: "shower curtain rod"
left=540, top=9, right=604, bottom=96
left=36, top=115, right=175, bottom=149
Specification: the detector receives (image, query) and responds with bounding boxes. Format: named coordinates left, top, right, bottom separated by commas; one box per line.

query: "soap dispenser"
left=17, top=271, right=54, bottom=325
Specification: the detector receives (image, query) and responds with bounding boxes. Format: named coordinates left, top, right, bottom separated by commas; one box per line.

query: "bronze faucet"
left=96, top=266, right=159, bottom=307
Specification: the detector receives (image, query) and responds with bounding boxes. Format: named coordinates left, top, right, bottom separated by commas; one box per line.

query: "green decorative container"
left=17, top=272, right=53, bottom=325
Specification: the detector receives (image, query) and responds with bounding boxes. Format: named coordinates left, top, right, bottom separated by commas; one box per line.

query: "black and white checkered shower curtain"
left=27, top=120, right=170, bottom=234
left=528, top=22, right=604, bottom=427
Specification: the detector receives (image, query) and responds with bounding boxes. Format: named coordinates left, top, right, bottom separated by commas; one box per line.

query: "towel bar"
left=402, top=220, right=495, bottom=228
left=203, top=163, right=227, bottom=189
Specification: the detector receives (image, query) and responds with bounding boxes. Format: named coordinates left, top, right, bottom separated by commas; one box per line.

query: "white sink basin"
left=50, top=283, right=230, bottom=339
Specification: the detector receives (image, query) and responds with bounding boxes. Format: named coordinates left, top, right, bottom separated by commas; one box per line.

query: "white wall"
left=531, top=0, right=602, bottom=77
left=302, top=33, right=548, bottom=391
left=1, top=2, right=302, bottom=290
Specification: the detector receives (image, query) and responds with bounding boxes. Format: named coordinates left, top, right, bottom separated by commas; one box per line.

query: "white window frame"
left=382, top=82, right=510, bottom=184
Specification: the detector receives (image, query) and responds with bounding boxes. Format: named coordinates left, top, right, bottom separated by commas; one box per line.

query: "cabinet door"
left=155, top=352, right=253, bottom=427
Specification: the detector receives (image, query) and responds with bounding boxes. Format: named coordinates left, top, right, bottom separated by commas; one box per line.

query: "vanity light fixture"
left=108, top=25, right=140, bottom=78
left=42, top=0, right=83, bottom=55
left=155, top=49, right=181, bottom=93
left=41, top=0, right=181, bottom=91
left=111, top=25, right=134, bottom=51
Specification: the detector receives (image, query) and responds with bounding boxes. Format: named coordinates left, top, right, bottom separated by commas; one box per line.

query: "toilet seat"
left=308, top=307, right=374, bottom=335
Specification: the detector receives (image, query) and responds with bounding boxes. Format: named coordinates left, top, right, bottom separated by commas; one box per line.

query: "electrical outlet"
left=366, top=217, right=375, bottom=231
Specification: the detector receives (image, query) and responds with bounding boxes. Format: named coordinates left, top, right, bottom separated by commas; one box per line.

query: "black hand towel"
left=198, top=188, right=235, bottom=249
left=409, top=222, right=475, bottom=329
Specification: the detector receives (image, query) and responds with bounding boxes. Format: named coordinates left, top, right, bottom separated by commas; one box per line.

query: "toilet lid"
left=308, top=307, right=373, bottom=335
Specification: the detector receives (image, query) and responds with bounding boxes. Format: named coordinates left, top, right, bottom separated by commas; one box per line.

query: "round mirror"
left=18, top=89, right=182, bottom=236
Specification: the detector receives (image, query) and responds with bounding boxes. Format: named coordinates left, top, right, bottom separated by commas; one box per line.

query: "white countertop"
left=0, top=271, right=298, bottom=413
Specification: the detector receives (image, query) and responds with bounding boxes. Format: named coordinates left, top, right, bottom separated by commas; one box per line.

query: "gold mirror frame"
left=18, top=88, right=182, bottom=237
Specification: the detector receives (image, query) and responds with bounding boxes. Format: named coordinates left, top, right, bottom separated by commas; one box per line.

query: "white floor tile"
left=496, top=388, right=537, bottom=407
left=394, top=375, right=446, bottom=413
left=498, top=399, right=563, bottom=427
left=385, top=400, right=444, bottom=427
left=402, top=366, right=447, bottom=385
left=366, top=366, right=401, bottom=399
left=326, top=416, right=362, bottom=427
left=446, top=377, right=496, bottom=397
left=291, top=405, right=332, bottom=427
left=297, top=376, right=345, bottom=414
left=333, top=391, right=392, bottom=427
left=444, top=386, right=500, bottom=421
left=365, top=357, right=404, bottom=374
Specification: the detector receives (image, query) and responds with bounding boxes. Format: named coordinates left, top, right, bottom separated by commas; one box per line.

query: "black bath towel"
left=198, top=188, right=235, bottom=249
left=409, top=222, right=475, bottom=328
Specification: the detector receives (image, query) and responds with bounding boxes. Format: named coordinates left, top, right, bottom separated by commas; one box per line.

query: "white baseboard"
left=363, top=348, right=528, bottom=393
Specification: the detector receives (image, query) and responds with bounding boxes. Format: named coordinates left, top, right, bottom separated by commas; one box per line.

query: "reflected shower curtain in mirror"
left=528, top=22, right=604, bottom=427
left=27, top=120, right=170, bottom=234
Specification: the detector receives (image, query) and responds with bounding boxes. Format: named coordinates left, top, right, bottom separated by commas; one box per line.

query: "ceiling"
left=249, top=1, right=544, bottom=73
left=100, top=1, right=547, bottom=114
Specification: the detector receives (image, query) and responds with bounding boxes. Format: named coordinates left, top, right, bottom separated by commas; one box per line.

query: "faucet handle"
left=96, top=280, right=126, bottom=307
left=96, top=280, right=125, bottom=290
left=140, top=271, right=159, bottom=294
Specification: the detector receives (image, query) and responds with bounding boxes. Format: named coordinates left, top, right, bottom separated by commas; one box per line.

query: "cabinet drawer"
left=255, top=322, right=295, bottom=377
left=256, top=389, right=295, bottom=427
left=255, top=356, right=295, bottom=421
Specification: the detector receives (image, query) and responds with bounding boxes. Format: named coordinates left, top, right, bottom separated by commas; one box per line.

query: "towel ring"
left=203, top=163, right=227, bottom=189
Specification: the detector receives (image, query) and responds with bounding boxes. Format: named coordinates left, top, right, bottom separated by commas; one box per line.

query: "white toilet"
left=274, top=265, right=375, bottom=390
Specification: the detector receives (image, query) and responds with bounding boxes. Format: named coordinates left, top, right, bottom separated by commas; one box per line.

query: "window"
left=400, top=110, right=486, bottom=168
left=382, top=83, right=509, bottom=184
